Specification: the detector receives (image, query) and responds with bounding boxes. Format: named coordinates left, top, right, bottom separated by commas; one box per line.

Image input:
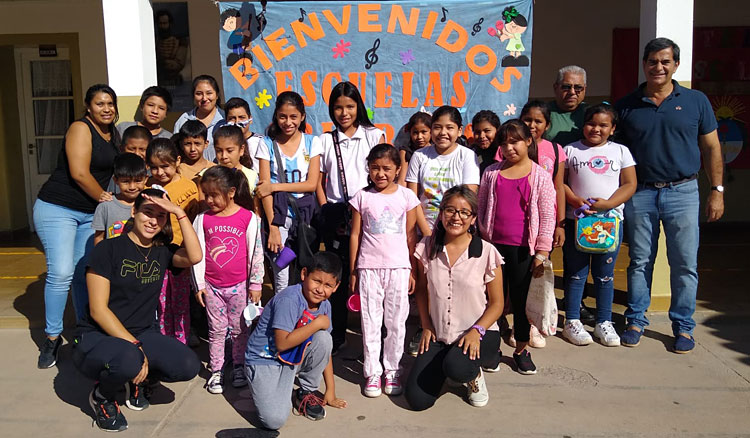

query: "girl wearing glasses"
left=477, top=120, right=556, bottom=375
left=406, top=185, right=504, bottom=410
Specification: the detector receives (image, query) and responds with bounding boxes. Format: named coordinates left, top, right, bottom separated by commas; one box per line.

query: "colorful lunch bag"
left=574, top=199, right=621, bottom=253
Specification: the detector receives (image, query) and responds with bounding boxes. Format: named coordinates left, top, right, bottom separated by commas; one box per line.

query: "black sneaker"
left=231, top=364, right=247, bottom=388
left=89, top=386, right=128, bottom=432
left=407, top=328, right=423, bottom=357
left=37, top=337, right=62, bottom=369
left=579, top=306, right=596, bottom=326
left=125, top=381, right=150, bottom=411
left=293, top=388, right=326, bottom=421
left=513, top=350, right=537, bottom=375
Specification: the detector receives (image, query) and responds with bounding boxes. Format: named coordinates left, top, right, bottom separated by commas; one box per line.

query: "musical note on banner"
left=364, top=38, right=380, bottom=69
left=299, top=8, right=306, bottom=22
left=440, top=7, right=448, bottom=22
left=471, top=18, right=484, bottom=36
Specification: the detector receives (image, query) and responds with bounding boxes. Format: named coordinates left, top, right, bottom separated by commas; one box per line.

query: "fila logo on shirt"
left=121, top=259, right=162, bottom=284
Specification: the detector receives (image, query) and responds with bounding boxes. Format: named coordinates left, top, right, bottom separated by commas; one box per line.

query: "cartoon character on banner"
left=221, top=5, right=267, bottom=71
left=487, top=6, right=529, bottom=67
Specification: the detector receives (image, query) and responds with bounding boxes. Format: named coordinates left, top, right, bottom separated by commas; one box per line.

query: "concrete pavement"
left=1, top=311, right=749, bottom=438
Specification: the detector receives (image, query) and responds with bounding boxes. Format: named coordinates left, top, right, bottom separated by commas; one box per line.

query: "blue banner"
left=218, top=0, right=533, bottom=140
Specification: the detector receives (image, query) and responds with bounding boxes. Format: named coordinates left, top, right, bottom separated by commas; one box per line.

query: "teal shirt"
left=545, top=101, right=587, bottom=146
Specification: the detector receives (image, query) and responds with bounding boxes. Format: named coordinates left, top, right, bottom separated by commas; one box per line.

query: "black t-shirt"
left=37, top=117, right=119, bottom=213
left=78, top=235, right=177, bottom=335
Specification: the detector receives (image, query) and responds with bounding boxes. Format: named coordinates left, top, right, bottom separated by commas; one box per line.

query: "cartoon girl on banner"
left=487, top=6, right=529, bottom=67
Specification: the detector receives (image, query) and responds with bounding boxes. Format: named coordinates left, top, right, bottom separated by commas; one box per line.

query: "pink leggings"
left=205, top=280, right=249, bottom=372
left=158, top=269, right=192, bottom=344
left=358, top=268, right=410, bottom=378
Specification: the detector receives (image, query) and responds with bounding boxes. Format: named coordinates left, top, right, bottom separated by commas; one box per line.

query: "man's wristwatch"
left=711, top=185, right=724, bottom=193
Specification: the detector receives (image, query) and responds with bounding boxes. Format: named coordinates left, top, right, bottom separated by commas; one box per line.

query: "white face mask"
left=227, top=119, right=251, bottom=129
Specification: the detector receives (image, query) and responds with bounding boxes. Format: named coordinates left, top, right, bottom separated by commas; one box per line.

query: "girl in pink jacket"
left=477, top=120, right=556, bottom=375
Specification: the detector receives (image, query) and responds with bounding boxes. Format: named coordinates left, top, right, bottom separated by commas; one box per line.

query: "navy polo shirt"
left=614, top=81, right=717, bottom=183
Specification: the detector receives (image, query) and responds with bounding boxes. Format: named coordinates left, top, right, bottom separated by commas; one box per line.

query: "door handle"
left=28, top=143, right=34, bottom=155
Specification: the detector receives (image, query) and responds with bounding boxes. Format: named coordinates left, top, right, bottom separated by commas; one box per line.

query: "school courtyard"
left=1, top=224, right=748, bottom=437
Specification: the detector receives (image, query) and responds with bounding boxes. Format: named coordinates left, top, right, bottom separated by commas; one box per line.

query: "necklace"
left=132, top=240, right=153, bottom=261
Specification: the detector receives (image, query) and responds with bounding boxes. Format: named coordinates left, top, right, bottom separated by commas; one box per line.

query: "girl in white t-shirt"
left=562, top=104, right=637, bottom=348
left=256, top=91, right=322, bottom=292
left=316, top=81, right=385, bottom=354
left=349, top=144, right=420, bottom=398
left=405, top=105, right=481, bottom=232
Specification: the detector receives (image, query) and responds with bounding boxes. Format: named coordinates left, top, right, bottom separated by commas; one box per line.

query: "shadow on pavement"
left=216, top=428, right=279, bottom=438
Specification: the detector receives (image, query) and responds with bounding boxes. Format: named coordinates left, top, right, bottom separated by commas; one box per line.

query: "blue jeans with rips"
left=623, top=180, right=700, bottom=336
left=563, top=221, right=623, bottom=323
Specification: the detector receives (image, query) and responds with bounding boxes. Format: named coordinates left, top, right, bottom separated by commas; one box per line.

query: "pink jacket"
left=477, top=162, right=556, bottom=254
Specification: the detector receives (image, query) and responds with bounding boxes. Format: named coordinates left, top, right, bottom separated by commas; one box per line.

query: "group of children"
left=91, top=76, right=636, bottom=430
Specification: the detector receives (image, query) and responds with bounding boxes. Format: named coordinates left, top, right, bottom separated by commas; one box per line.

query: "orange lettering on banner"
left=304, top=124, right=313, bottom=134
left=451, top=71, right=469, bottom=107
left=290, top=13, right=325, bottom=48
left=375, top=123, right=394, bottom=142
left=250, top=45, right=273, bottom=70
left=322, top=72, right=343, bottom=105
left=386, top=5, right=419, bottom=35
left=358, top=4, right=382, bottom=32
left=348, top=72, right=367, bottom=101
left=375, top=72, right=393, bottom=108
left=435, top=20, right=468, bottom=53
left=490, top=67, right=522, bottom=93
left=322, top=6, right=351, bottom=35
left=465, top=44, right=497, bottom=75
left=320, top=121, right=335, bottom=133
left=275, top=71, right=293, bottom=93
left=421, top=10, right=438, bottom=39
left=424, top=72, right=444, bottom=107
left=264, top=27, right=296, bottom=62
left=229, top=58, right=258, bottom=89
left=300, top=71, right=318, bottom=106
left=401, top=72, right=419, bottom=108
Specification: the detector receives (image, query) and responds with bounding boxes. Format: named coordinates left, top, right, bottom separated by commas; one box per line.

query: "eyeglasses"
left=559, top=84, right=585, bottom=93
left=441, top=206, right=474, bottom=220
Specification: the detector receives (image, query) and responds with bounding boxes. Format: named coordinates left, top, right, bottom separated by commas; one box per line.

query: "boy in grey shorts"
left=245, top=252, right=348, bottom=430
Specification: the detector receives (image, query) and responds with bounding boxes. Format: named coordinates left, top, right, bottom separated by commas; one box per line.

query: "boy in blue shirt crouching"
left=245, top=252, right=347, bottom=430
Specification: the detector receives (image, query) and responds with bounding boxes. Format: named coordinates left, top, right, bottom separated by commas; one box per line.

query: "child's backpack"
left=574, top=199, right=621, bottom=253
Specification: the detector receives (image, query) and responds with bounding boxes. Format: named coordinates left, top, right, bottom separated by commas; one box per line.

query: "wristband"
left=176, top=215, right=187, bottom=221
left=131, top=339, right=142, bottom=348
left=471, top=324, right=486, bottom=340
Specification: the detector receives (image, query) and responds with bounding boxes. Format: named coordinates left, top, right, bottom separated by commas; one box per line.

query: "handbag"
left=525, top=259, right=558, bottom=336
left=573, top=199, right=621, bottom=254
left=271, top=138, right=318, bottom=268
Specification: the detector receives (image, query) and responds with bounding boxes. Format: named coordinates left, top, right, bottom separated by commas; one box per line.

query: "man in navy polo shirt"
left=615, top=37, right=724, bottom=354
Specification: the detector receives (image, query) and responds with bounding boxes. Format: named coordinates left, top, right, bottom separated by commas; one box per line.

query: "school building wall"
left=0, top=0, right=748, bottom=232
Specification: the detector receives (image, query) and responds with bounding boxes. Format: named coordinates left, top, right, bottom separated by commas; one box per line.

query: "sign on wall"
left=218, top=0, right=533, bottom=139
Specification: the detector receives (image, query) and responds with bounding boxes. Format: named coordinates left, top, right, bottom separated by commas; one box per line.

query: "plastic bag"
left=525, top=259, right=558, bottom=336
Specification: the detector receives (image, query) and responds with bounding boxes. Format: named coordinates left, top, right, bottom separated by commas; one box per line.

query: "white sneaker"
left=529, top=325, right=546, bottom=348
left=467, top=369, right=489, bottom=407
left=207, top=370, right=224, bottom=394
left=594, top=321, right=621, bottom=347
left=364, top=375, right=382, bottom=398
left=563, top=319, right=593, bottom=346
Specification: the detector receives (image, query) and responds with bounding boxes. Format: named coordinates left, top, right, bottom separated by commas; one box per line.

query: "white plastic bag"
left=525, top=259, right=558, bottom=336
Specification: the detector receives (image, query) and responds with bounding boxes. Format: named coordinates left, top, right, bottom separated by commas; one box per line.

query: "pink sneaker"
left=364, top=375, right=381, bottom=398
left=383, top=371, right=403, bottom=396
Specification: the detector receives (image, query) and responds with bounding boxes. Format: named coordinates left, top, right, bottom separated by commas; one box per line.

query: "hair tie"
left=150, top=184, right=167, bottom=193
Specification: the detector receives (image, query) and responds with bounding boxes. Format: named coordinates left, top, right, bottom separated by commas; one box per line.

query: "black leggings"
left=322, top=233, right=350, bottom=346
left=73, top=329, right=200, bottom=399
left=405, top=331, right=501, bottom=411
left=494, top=244, right=533, bottom=343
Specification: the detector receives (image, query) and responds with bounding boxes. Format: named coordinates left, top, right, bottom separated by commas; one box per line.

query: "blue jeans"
left=33, top=199, right=95, bottom=337
left=563, top=221, right=622, bottom=323
left=624, top=180, right=700, bottom=336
